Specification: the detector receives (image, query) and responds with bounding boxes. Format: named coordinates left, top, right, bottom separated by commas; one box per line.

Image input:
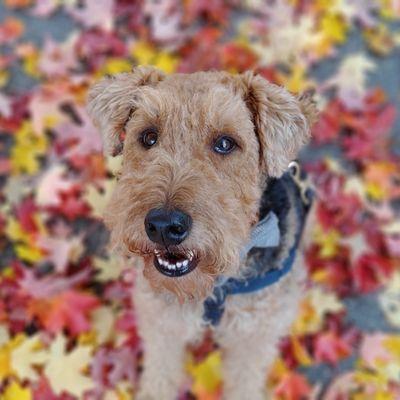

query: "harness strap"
left=202, top=163, right=313, bottom=326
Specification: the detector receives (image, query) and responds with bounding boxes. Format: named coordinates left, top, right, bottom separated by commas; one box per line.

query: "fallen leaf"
left=44, top=334, right=94, bottom=397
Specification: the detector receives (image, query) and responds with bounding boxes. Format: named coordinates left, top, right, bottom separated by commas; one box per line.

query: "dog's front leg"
left=133, top=276, right=198, bottom=400
left=217, top=330, right=278, bottom=400
left=137, top=327, right=186, bottom=400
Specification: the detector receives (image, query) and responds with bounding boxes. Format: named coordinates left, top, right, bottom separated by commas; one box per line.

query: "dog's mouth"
left=153, top=249, right=198, bottom=277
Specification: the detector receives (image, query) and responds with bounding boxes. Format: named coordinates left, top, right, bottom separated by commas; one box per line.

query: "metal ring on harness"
left=288, top=161, right=313, bottom=206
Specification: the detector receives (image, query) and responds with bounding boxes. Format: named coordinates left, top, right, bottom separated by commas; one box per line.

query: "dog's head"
left=88, top=66, right=317, bottom=301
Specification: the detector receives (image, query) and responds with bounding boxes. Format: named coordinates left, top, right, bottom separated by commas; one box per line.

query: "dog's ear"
left=87, top=66, right=165, bottom=156
left=237, top=72, right=318, bottom=177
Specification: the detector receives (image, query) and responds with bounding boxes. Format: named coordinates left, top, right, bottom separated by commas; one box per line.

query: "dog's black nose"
left=144, top=208, right=192, bottom=246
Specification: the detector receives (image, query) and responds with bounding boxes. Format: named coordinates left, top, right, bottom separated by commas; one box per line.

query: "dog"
left=87, top=66, right=318, bottom=400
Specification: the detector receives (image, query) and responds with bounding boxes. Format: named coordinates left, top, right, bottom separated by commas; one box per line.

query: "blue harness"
left=202, top=164, right=313, bottom=326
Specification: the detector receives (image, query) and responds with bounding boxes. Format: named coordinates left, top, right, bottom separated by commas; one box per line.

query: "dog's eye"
left=213, top=136, right=237, bottom=155
left=140, top=129, right=158, bottom=149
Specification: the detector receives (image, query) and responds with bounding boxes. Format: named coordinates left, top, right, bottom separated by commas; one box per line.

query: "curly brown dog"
left=88, top=66, right=318, bottom=400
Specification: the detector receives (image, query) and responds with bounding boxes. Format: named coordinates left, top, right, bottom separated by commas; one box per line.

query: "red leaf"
left=313, top=331, right=352, bottom=365
left=274, top=371, right=312, bottom=400
left=28, top=290, right=99, bottom=335
left=312, top=100, right=342, bottom=144
left=352, top=253, right=393, bottom=293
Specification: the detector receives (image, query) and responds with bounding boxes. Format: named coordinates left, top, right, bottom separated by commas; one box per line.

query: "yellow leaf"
left=154, top=51, right=179, bottom=74
left=15, top=243, right=44, bottom=263
left=10, top=121, right=48, bottom=175
left=131, top=41, right=178, bottom=73
left=6, top=218, right=44, bottom=263
left=131, top=41, right=156, bottom=66
left=98, top=58, right=132, bottom=77
left=383, top=336, right=400, bottom=360
left=365, top=182, right=385, bottom=201
left=292, top=298, right=319, bottom=335
left=0, top=346, right=11, bottom=383
left=268, top=357, right=289, bottom=385
left=278, top=64, right=313, bottom=94
left=21, top=48, right=40, bottom=78
left=293, top=287, right=344, bottom=335
left=291, top=336, right=313, bottom=366
left=0, top=70, right=10, bottom=88
left=313, top=225, right=340, bottom=258
left=319, top=13, right=348, bottom=43
left=1, top=380, right=32, bottom=400
left=311, top=269, right=330, bottom=284
left=187, top=351, right=222, bottom=395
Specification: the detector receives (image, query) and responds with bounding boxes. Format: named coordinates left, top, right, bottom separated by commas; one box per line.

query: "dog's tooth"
left=182, top=260, right=189, bottom=267
left=176, top=262, right=182, bottom=268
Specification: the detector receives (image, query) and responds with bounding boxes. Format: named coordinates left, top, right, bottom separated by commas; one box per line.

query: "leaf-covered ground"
left=0, top=1, right=400, bottom=399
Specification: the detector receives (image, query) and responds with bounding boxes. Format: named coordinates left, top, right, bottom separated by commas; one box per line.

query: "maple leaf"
left=131, top=41, right=179, bottom=73
left=38, top=35, right=78, bottom=78
left=93, top=254, right=125, bottom=282
left=0, top=17, right=24, bottom=45
left=313, top=331, right=352, bottom=365
left=183, top=0, right=230, bottom=25
left=187, top=351, right=222, bottom=398
left=10, top=121, right=48, bottom=175
left=178, top=28, right=223, bottom=72
left=360, top=334, right=392, bottom=369
left=1, top=379, right=32, bottom=400
left=324, top=53, right=375, bottom=110
left=37, top=234, right=84, bottom=273
left=143, top=0, right=186, bottom=45
left=83, top=180, right=116, bottom=219
left=28, top=85, right=73, bottom=135
left=35, top=164, right=75, bottom=207
left=274, top=371, right=312, bottom=400
left=352, top=254, right=393, bottom=293
left=54, top=106, right=102, bottom=157
left=10, top=334, right=48, bottom=380
left=19, top=267, right=91, bottom=298
left=90, top=306, right=115, bottom=345
left=75, top=29, right=127, bottom=72
left=293, top=287, right=344, bottom=336
left=66, top=0, right=114, bottom=31
left=44, top=334, right=94, bottom=398
left=91, top=345, right=137, bottom=393
left=48, top=186, right=91, bottom=221
left=28, top=290, right=99, bottom=336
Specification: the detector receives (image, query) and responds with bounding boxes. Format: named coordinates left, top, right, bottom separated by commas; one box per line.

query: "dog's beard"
left=122, top=237, right=239, bottom=302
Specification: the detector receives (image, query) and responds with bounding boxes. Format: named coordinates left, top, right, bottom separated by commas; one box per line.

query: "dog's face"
left=88, top=67, right=317, bottom=301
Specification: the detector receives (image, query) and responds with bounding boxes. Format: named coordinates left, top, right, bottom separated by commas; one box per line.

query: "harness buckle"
left=288, top=161, right=314, bottom=206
